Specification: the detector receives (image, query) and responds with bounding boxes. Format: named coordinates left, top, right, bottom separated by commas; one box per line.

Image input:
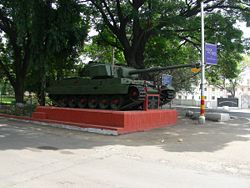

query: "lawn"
left=0, top=96, right=15, bottom=104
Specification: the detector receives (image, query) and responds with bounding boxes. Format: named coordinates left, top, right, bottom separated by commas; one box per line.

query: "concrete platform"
left=32, top=106, right=177, bottom=135
left=186, top=111, right=230, bottom=122
left=206, top=113, right=230, bottom=122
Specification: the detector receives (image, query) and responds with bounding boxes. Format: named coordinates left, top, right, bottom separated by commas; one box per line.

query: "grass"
left=0, top=96, right=15, bottom=105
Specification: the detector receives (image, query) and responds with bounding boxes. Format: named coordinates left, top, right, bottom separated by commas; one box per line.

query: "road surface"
left=0, top=115, right=250, bottom=188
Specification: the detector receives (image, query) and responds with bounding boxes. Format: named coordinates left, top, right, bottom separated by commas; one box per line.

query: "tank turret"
left=80, top=61, right=200, bottom=79
left=79, top=62, right=138, bottom=79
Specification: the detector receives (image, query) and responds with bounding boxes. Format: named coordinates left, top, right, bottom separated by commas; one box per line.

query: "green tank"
left=47, top=62, right=199, bottom=110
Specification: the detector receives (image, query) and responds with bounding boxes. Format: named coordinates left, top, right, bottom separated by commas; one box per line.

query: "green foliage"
left=244, top=54, right=250, bottom=63
left=0, top=80, right=14, bottom=96
left=85, top=0, right=250, bottom=91
left=26, top=0, right=89, bottom=99
left=143, top=35, right=200, bottom=92
left=0, top=0, right=89, bottom=104
left=84, top=32, right=125, bottom=64
left=206, top=54, right=250, bottom=97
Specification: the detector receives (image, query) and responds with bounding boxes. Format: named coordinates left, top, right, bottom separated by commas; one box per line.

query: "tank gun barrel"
left=129, top=63, right=200, bottom=75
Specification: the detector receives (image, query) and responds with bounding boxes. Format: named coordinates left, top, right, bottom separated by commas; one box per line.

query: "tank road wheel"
left=128, top=86, right=139, bottom=100
left=57, top=97, right=67, bottom=107
left=88, top=96, right=98, bottom=109
left=77, top=97, right=88, bottom=108
left=48, top=95, right=57, bottom=106
left=99, top=95, right=110, bottom=109
left=110, top=95, right=123, bottom=110
left=68, top=97, right=77, bottom=108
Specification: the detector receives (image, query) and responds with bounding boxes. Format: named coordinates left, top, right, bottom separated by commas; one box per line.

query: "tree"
left=27, top=0, right=88, bottom=105
left=144, top=35, right=200, bottom=92
left=207, top=54, right=250, bottom=98
left=209, top=77, right=239, bottom=98
left=84, top=0, right=249, bottom=79
left=0, top=0, right=89, bottom=104
left=84, top=32, right=125, bottom=64
left=0, top=0, right=32, bottom=103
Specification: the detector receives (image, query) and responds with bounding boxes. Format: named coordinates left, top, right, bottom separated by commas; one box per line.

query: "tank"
left=47, top=62, right=199, bottom=110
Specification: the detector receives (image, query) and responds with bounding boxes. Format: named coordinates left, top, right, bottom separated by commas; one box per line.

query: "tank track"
left=159, top=89, right=176, bottom=105
left=49, top=85, right=147, bottom=111
left=120, top=85, right=146, bottom=110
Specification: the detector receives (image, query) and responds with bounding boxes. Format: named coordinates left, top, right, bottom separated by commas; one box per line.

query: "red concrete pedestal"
left=32, top=106, right=177, bottom=135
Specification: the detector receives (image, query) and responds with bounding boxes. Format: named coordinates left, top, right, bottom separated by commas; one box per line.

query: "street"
left=0, top=112, right=250, bottom=188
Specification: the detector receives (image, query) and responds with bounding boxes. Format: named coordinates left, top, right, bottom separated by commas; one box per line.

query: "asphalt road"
left=0, top=115, right=250, bottom=188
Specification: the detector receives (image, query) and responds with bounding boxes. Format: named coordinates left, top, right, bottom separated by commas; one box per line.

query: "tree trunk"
left=14, top=80, right=24, bottom=104
left=123, top=41, right=152, bottom=80
left=124, top=45, right=145, bottom=69
left=124, top=51, right=137, bottom=68
left=135, top=45, right=146, bottom=69
left=38, top=73, right=46, bottom=106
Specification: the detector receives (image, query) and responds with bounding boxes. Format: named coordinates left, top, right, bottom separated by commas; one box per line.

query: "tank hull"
left=47, top=77, right=175, bottom=110
left=47, top=77, right=148, bottom=110
left=48, top=77, right=132, bottom=95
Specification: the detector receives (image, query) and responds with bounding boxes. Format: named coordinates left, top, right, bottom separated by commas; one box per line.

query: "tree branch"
left=99, top=32, right=123, bottom=50
left=132, top=0, right=144, bottom=10
left=101, top=0, right=118, bottom=27
left=180, top=0, right=228, bottom=17
left=116, top=0, right=123, bottom=22
left=177, top=35, right=200, bottom=51
left=90, top=0, right=130, bottom=49
left=90, top=0, right=118, bottom=36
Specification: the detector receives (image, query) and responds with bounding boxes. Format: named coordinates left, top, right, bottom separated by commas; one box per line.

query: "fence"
left=173, top=97, right=250, bottom=109
left=0, top=95, right=36, bottom=116
left=173, top=99, right=221, bottom=108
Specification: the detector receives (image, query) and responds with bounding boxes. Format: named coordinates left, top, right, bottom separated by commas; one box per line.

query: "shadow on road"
left=0, top=115, right=250, bottom=153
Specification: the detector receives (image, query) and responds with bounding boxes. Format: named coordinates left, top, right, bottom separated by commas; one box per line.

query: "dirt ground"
left=0, top=115, right=250, bottom=188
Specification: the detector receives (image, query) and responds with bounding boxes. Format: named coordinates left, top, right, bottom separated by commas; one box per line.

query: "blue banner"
left=205, top=43, right=217, bottom=65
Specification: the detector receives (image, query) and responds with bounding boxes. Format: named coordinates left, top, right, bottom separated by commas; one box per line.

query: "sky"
left=236, top=22, right=250, bottom=39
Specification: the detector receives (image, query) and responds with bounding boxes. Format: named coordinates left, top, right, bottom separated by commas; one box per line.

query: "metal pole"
left=199, top=1, right=206, bottom=124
